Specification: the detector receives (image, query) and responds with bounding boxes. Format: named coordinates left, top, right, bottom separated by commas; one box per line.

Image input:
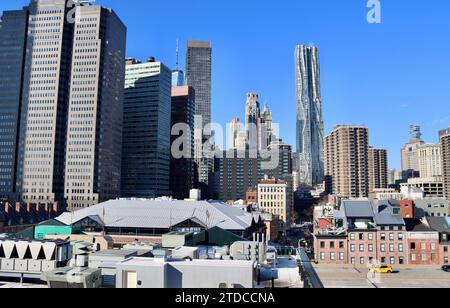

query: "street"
left=314, top=265, right=450, bottom=288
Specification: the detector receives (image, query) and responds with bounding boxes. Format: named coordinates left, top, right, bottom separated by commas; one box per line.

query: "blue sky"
left=2, top=0, right=450, bottom=169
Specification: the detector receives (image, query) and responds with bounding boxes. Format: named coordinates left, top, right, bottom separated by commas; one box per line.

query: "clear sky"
left=1, top=0, right=450, bottom=169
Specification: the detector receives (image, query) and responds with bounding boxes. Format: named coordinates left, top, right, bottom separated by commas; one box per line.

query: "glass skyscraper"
left=186, top=40, right=212, bottom=132
left=295, top=45, right=324, bottom=187
left=121, top=58, right=172, bottom=198
left=0, top=8, right=28, bottom=199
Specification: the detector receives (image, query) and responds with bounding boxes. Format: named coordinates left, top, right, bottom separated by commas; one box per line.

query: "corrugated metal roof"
left=56, top=199, right=259, bottom=231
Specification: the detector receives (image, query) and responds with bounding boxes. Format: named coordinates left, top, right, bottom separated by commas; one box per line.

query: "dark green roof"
left=192, top=226, right=245, bottom=246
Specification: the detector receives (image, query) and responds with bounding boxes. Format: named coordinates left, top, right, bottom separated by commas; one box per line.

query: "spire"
left=263, top=102, right=269, bottom=113
left=175, top=38, right=179, bottom=71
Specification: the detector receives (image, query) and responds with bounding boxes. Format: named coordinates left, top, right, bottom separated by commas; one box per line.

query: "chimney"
left=147, top=56, right=156, bottom=63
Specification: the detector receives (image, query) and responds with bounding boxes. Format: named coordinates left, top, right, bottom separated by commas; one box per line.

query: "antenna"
left=175, top=38, right=179, bottom=71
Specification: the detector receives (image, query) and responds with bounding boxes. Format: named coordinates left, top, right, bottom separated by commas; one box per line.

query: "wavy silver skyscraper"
left=295, top=45, right=324, bottom=187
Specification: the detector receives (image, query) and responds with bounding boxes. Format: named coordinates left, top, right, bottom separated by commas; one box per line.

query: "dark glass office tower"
left=170, top=86, right=195, bottom=199
left=186, top=40, right=212, bottom=132
left=121, top=58, right=172, bottom=198
left=0, top=8, right=28, bottom=200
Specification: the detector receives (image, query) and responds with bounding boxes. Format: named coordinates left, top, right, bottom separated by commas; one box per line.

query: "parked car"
left=369, top=264, right=395, bottom=274
left=442, top=265, right=450, bottom=272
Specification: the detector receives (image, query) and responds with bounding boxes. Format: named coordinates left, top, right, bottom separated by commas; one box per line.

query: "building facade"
left=0, top=8, right=29, bottom=200
left=324, top=125, right=370, bottom=198
left=185, top=40, right=213, bottom=197
left=245, top=93, right=260, bottom=151
left=418, top=143, right=442, bottom=178
left=368, top=147, right=388, bottom=192
left=258, top=179, right=293, bottom=231
left=439, top=127, right=450, bottom=199
left=218, top=150, right=260, bottom=202
left=121, top=58, right=172, bottom=198
left=186, top=40, right=212, bottom=135
left=295, top=45, right=324, bottom=187
left=401, top=125, right=425, bottom=177
left=170, top=86, right=195, bottom=200
left=18, top=0, right=77, bottom=205
left=65, top=5, right=126, bottom=210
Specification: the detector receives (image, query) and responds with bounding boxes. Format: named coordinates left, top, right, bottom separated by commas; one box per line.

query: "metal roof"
left=342, top=200, right=374, bottom=218
left=425, top=217, right=450, bottom=232
left=373, top=201, right=405, bottom=226
left=56, top=199, right=260, bottom=231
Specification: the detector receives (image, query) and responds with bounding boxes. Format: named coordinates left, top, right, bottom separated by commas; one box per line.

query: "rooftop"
left=56, top=199, right=261, bottom=232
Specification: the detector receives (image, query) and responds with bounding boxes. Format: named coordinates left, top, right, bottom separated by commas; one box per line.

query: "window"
left=380, top=233, right=386, bottom=241
left=368, top=244, right=373, bottom=252
left=320, top=242, right=325, bottom=249
left=350, top=244, right=355, bottom=252
left=360, top=257, right=365, bottom=265
left=411, top=254, right=416, bottom=262
left=444, top=247, right=448, bottom=253
left=421, top=243, right=426, bottom=250
left=410, top=242, right=416, bottom=250
left=359, top=244, right=365, bottom=252
left=389, top=233, right=395, bottom=241
left=368, top=233, right=374, bottom=241
left=359, top=233, right=364, bottom=240
left=339, top=252, right=345, bottom=261
left=330, top=242, right=335, bottom=249
left=431, top=243, right=436, bottom=251
left=399, top=244, right=404, bottom=253
left=339, top=242, right=344, bottom=249
left=390, top=244, right=395, bottom=252
left=320, top=253, right=325, bottom=260
left=351, top=257, right=355, bottom=265
left=330, top=253, right=336, bottom=260
left=381, top=244, right=386, bottom=252
left=398, top=233, right=404, bottom=240
left=390, top=257, right=395, bottom=265
left=350, top=234, right=355, bottom=240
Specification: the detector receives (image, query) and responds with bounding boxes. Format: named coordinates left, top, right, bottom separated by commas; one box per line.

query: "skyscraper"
left=170, top=86, right=195, bottom=200
left=64, top=4, right=126, bottom=210
left=229, top=118, right=242, bottom=150
left=121, top=58, right=172, bottom=199
left=295, top=45, right=324, bottom=187
left=368, top=147, right=388, bottom=191
left=186, top=40, right=212, bottom=134
left=0, top=8, right=28, bottom=200
left=245, top=93, right=260, bottom=151
left=418, top=144, right=442, bottom=178
left=324, top=125, right=370, bottom=198
left=258, top=103, right=274, bottom=151
left=439, top=127, right=450, bottom=199
left=18, top=0, right=75, bottom=204
left=186, top=40, right=213, bottom=196
left=401, top=125, right=424, bottom=178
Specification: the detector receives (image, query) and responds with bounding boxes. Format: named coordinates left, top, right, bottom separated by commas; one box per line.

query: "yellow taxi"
left=368, top=264, right=395, bottom=274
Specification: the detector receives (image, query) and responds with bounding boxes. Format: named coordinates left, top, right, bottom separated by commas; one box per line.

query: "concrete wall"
left=116, top=258, right=255, bottom=288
